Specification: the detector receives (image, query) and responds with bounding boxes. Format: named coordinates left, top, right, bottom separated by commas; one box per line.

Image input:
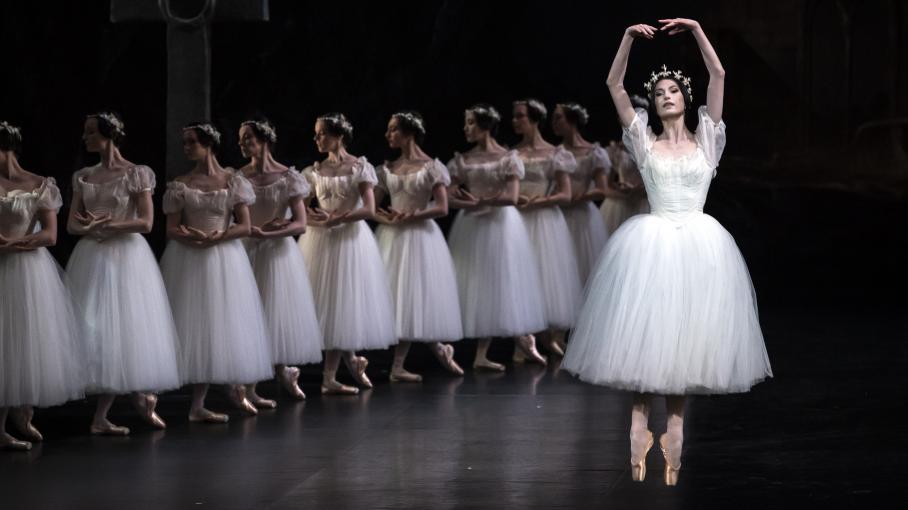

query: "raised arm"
left=660, top=18, right=725, bottom=122
left=607, top=24, right=657, bottom=128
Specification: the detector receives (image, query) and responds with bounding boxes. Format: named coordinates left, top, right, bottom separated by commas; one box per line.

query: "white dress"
left=518, top=147, right=584, bottom=330
left=563, top=107, right=772, bottom=394
left=0, top=179, right=85, bottom=407
left=244, top=169, right=323, bottom=365
left=447, top=151, right=547, bottom=338
left=375, top=159, right=463, bottom=342
left=160, top=173, right=274, bottom=385
left=66, top=165, right=181, bottom=394
left=600, top=144, right=650, bottom=235
left=298, top=157, right=396, bottom=351
left=560, top=144, right=610, bottom=284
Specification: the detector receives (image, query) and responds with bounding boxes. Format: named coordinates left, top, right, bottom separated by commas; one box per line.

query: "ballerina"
left=373, top=111, right=464, bottom=382
left=550, top=102, right=611, bottom=284
left=67, top=111, right=181, bottom=435
left=446, top=104, right=548, bottom=371
left=1, top=120, right=85, bottom=450
left=562, top=18, right=772, bottom=485
left=160, top=122, right=274, bottom=422
left=237, top=118, right=323, bottom=404
left=298, top=113, right=396, bottom=394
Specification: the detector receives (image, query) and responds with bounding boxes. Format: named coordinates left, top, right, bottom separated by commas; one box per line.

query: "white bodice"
left=163, top=172, right=255, bottom=232
left=247, top=168, right=310, bottom=227
left=0, top=178, right=61, bottom=239
left=565, top=143, right=611, bottom=194
left=623, top=106, right=727, bottom=225
left=73, top=164, right=156, bottom=223
left=447, top=150, right=524, bottom=197
left=517, top=146, right=577, bottom=197
left=303, top=157, right=377, bottom=213
left=377, top=159, right=450, bottom=213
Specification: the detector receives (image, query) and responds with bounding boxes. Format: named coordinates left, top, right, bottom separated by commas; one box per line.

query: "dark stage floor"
left=2, top=308, right=905, bottom=509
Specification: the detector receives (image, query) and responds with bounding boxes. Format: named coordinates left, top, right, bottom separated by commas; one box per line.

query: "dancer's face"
left=551, top=105, right=570, bottom=137
left=385, top=117, right=407, bottom=149
left=182, top=129, right=208, bottom=161
left=463, top=112, right=484, bottom=143
left=313, top=120, right=340, bottom=153
left=653, top=79, right=686, bottom=119
left=82, top=118, right=108, bottom=153
left=238, top=124, right=264, bottom=159
left=511, top=104, right=533, bottom=135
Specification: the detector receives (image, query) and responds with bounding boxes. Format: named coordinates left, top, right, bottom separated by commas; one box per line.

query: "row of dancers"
left=0, top=96, right=643, bottom=449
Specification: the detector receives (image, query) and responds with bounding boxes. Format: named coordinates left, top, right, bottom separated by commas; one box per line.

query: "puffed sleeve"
left=374, top=163, right=389, bottom=191
left=351, top=157, right=378, bottom=186
left=446, top=153, right=463, bottom=181
left=162, top=181, right=185, bottom=214
left=498, top=150, right=525, bottom=180
left=125, top=165, right=157, bottom=194
left=427, top=159, right=452, bottom=187
left=695, top=105, right=727, bottom=173
left=551, top=146, right=578, bottom=174
left=71, top=167, right=91, bottom=194
left=228, top=173, right=256, bottom=207
left=590, top=145, right=612, bottom=175
left=621, top=107, right=654, bottom=167
left=285, top=168, right=311, bottom=199
left=36, top=178, right=63, bottom=212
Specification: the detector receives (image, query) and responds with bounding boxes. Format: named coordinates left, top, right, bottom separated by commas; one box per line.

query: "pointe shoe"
left=516, top=335, right=547, bottom=366
left=227, top=386, right=259, bottom=416
left=436, top=344, right=464, bottom=376
left=90, top=421, right=130, bottom=436
left=659, top=433, right=682, bottom=486
left=512, top=347, right=527, bottom=364
left=12, top=408, right=43, bottom=442
left=0, top=433, right=32, bottom=451
left=389, top=368, right=423, bottom=383
left=137, top=394, right=167, bottom=430
left=280, top=367, right=306, bottom=400
left=248, top=390, right=278, bottom=410
left=320, top=379, right=359, bottom=395
left=348, top=356, right=373, bottom=389
left=188, top=408, right=229, bottom=424
left=472, top=358, right=506, bottom=372
left=630, top=430, right=654, bottom=482
left=543, top=338, right=565, bottom=358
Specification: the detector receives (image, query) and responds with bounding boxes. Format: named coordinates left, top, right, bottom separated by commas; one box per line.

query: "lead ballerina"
left=562, top=19, right=772, bottom=485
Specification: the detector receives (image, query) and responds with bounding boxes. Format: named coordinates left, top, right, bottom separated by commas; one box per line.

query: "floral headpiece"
left=184, top=123, right=221, bottom=145
left=241, top=120, right=277, bottom=143
left=513, top=99, right=548, bottom=119
left=556, top=103, right=589, bottom=125
left=0, top=120, right=22, bottom=139
left=466, top=105, right=500, bottom=123
left=318, top=114, right=353, bottom=137
left=392, top=112, right=426, bottom=135
left=89, top=112, right=126, bottom=137
left=643, top=64, right=693, bottom=102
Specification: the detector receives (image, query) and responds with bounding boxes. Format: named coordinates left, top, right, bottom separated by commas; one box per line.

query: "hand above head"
left=659, top=18, right=700, bottom=35
left=626, top=24, right=658, bottom=39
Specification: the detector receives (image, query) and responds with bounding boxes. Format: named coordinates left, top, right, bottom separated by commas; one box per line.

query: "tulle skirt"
left=562, top=201, right=609, bottom=284
left=160, top=240, right=273, bottom=385
left=245, top=237, right=323, bottom=364
left=376, top=220, right=463, bottom=342
left=520, top=206, right=583, bottom=330
left=601, top=196, right=650, bottom=235
left=447, top=206, right=547, bottom=338
left=0, top=249, right=85, bottom=407
left=562, top=212, right=773, bottom=395
left=298, top=222, right=396, bottom=351
left=66, top=234, right=181, bottom=394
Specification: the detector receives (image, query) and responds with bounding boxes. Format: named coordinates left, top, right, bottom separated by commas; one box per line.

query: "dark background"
left=1, top=0, right=906, bottom=310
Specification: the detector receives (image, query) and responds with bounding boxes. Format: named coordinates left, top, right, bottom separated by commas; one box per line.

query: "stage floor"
left=1, top=309, right=904, bottom=509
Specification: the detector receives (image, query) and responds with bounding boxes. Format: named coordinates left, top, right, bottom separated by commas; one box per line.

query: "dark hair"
left=557, top=102, right=589, bottom=128
left=183, top=122, right=222, bottom=149
left=0, top=121, right=23, bottom=154
left=466, top=103, right=500, bottom=136
left=513, top=98, right=547, bottom=123
left=87, top=110, right=126, bottom=146
left=241, top=117, right=277, bottom=145
left=646, top=77, right=694, bottom=134
left=317, top=113, right=354, bottom=144
left=392, top=111, right=426, bottom=144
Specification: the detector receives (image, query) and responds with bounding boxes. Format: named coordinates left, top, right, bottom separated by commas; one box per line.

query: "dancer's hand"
left=626, top=24, right=658, bottom=40
left=659, top=18, right=699, bottom=35
left=262, top=217, right=291, bottom=232
left=477, top=190, right=504, bottom=206
left=324, top=210, right=352, bottom=228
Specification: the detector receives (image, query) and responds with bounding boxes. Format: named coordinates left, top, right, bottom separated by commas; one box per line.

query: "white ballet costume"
left=563, top=107, right=772, bottom=394
left=600, top=144, right=650, bottom=235
left=244, top=169, right=323, bottom=365
left=0, top=179, right=85, bottom=408
left=446, top=151, right=547, bottom=338
left=160, top=173, right=273, bottom=385
left=66, top=165, right=181, bottom=394
left=375, top=159, right=463, bottom=342
left=298, top=157, right=396, bottom=351
left=560, top=143, right=610, bottom=284
left=517, top=147, right=584, bottom=330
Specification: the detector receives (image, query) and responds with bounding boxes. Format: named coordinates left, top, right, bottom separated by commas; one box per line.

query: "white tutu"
left=67, top=234, right=181, bottom=394
left=601, top=196, right=650, bottom=235
left=245, top=237, right=324, bottom=364
left=376, top=220, right=464, bottom=342
left=519, top=206, right=583, bottom=329
left=562, top=201, right=609, bottom=284
left=448, top=207, right=547, bottom=338
left=160, top=240, right=274, bottom=385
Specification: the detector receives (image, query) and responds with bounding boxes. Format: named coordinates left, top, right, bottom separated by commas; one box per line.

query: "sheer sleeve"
left=125, top=165, right=156, bottom=194
left=351, top=157, right=378, bottom=186
left=284, top=168, right=311, bottom=199
left=427, top=159, right=452, bottom=187
left=590, top=145, right=612, bottom=175
left=551, top=146, right=578, bottom=174
left=621, top=107, right=654, bottom=167
left=162, top=182, right=185, bottom=214
left=446, top=153, right=463, bottom=182
left=228, top=173, right=256, bottom=207
left=498, top=150, right=526, bottom=180
left=695, top=105, right=727, bottom=173
left=36, top=178, right=63, bottom=212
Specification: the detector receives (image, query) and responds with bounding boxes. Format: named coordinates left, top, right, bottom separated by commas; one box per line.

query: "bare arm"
left=100, top=191, right=154, bottom=235
left=12, top=208, right=58, bottom=250
left=252, top=195, right=307, bottom=238
left=660, top=18, right=724, bottom=122
left=607, top=24, right=657, bottom=128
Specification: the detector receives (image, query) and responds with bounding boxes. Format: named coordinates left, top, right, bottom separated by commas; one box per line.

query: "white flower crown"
left=643, top=64, right=693, bottom=102
left=0, top=120, right=21, bottom=138
left=319, top=114, right=353, bottom=137
left=513, top=99, right=548, bottom=119
left=242, top=120, right=277, bottom=143
left=466, top=105, right=500, bottom=123
left=184, top=123, right=221, bottom=144
left=393, top=112, right=425, bottom=135
left=556, top=103, right=589, bottom=125
left=89, top=112, right=126, bottom=137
